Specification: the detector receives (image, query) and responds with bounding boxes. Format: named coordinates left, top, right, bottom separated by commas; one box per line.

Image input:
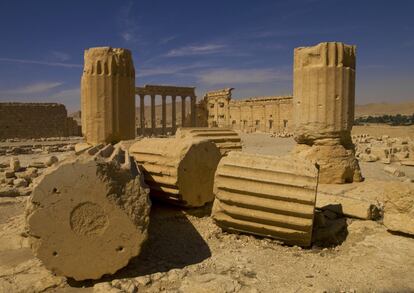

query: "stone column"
left=190, top=96, right=196, bottom=127
left=162, top=95, right=167, bottom=134
left=292, top=42, right=362, bottom=184
left=181, top=96, right=186, bottom=127
left=81, top=47, right=135, bottom=144
left=150, top=94, right=156, bottom=135
left=172, top=96, right=177, bottom=133
left=139, top=94, right=145, bottom=136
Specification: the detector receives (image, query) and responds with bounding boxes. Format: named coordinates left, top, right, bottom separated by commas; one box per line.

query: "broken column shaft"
left=81, top=47, right=136, bottom=145
left=292, top=42, right=362, bottom=184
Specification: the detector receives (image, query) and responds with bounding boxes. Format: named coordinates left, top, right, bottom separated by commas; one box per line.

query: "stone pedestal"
left=81, top=47, right=136, bottom=145
left=293, top=42, right=362, bottom=184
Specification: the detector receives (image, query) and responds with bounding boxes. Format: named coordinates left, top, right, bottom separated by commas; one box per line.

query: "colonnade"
left=136, top=85, right=197, bottom=136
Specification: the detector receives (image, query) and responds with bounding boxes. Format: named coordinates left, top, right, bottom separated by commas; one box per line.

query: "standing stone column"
left=292, top=42, right=362, bottom=184
left=190, top=96, right=196, bottom=127
left=172, top=96, right=177, bottom=133
left=162, top=95, right=167, bottom=134
left=139, top=95, right=145, bottom=136
left=181, top=96, right=186, bottom=127
left=150, top=94, right=156, bottom=135
left=81, top=47, right=135, bottom=145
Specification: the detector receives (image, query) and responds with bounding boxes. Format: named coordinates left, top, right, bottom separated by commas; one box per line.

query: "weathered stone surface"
left=384, top=166, right=405, bottom=177
left=10, top=157, right=21, bottom=172
left=292, top=42, right=362, bottom=184
left=316, top=192, right=380, bottom=220
left=383, top=182, right=414, bottom=235
left=292, top=142, right=363, bottom=184
left=212, top=152, right=318, bottom=247
left=26, top=145, right=151, bottom=280
left=175, top=127, right=242, bottom=155
left=202, top=88, right=293, bottom=134
left=129, top=137, right=221, bottom=207
left=81, top=47, right=136, bottom=145
left=293, top=42, right=355, bottom=143
left=45, top=155, right=58, bottom=167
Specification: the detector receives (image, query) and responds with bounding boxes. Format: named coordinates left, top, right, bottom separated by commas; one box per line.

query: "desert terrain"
left=1, top=130, right=413, bottom=293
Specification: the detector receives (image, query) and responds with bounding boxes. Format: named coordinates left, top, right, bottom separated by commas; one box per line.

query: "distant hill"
left=355, top=101, right=414, bottom=117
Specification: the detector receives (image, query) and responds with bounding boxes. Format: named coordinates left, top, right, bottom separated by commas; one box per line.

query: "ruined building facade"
left=0, top=103, right=81, bottom=139
left=201, top=88, right=294, bottom=133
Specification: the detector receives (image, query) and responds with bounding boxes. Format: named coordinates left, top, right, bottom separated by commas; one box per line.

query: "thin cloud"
left=0, top=57, right=81, bottom=68
left=197, top=68, right=291, bottom=85
left=50, top=51, right=70, bottom=62
left=165, top=44, right=227, bottom=57
left=137, top=62, right=214, bottom=78
left=0, top=82, right=64, bottom=95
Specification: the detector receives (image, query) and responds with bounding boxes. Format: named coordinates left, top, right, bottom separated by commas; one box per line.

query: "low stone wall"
left=0, top=103, right=80, bottom=139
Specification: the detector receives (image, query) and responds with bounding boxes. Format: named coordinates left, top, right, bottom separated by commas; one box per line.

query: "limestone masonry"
left=175, top=127, right=242, bottom=155
left=202, top=88, right=293, bottom=134
left=212, top=152, right=318, bottom=247
left=0, top=103, right=80, bottom=139
left=26, top=144, right=151, bottom=280
left=81, top=47, right=136, bottom=144
left=292, top=42, right=363, bottom=184
left=129, top=137, right=221, bottom=207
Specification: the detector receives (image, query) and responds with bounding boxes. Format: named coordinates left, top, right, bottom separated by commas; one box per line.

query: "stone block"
left=129, top=137, right=221, bottom=207
left=175, top=127, right=242, bottom=155
left=212, top=152, right=318, bottom=247
left=383, top=182, right=414, bottom=235
left=26, top=145, right=151, bottom=280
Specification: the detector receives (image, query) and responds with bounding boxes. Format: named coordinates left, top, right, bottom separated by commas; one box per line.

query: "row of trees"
left=354, top=114, right=414, bottom=126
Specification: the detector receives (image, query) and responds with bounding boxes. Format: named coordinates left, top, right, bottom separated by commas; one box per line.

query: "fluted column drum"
left=293, top=42, right=356, bottom=144
left=81, top=47, right=136, bottom=145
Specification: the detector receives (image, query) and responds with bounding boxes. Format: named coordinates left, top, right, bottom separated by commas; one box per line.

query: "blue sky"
left=0, top=0, right=413, bottom=112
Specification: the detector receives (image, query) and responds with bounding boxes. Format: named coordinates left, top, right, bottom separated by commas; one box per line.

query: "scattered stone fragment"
left=10, top=157, right=21, bottom=171
left=358, top=153, right=378, bottom=162
left=26, top=145, right=151, bottom=280
left=130, top=137, right=221, bottom=207
left=28, top=162, right=46, bottom=169
left=45, top=155, right=58, bottom=167
left=74, top=142, right=92, bottom=154
left=383, top=182, right=414, bottom=235
left=175, top=127, right=242, bottom=155
left=401, top=161, right=414, bottom=167
left=212, top=152, right=318, bottom=247
left=384, top=166, right=405, bottom=177
left=316, top=192, right=380, bottom=220
left=5, top=170, right=15, bottom=178
left=13, top=178, right=28, bottom=188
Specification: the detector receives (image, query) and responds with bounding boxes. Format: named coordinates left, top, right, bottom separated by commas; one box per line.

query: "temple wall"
left=0, top=103, right=80, bottom=139
left=204, top=91, right=294, bottom=133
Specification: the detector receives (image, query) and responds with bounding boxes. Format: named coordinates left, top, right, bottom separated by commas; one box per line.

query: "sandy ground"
left=1, top=133, right=414, bottom=293
left=352, top=124, right=414, bottom=138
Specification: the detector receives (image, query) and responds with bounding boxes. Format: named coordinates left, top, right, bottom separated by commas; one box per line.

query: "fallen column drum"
left=212, top=152, right=319, bottom=247
left=175, top=127, right=242, bottom=156
left=26, top=144, right=151, bottom=281
left=129, top=137, right=222, bottom=207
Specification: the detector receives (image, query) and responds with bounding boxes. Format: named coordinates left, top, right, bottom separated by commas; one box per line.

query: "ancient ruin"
left=81, top=47, right=136, bottom=145
left=136, top=85, right=197, bottom=136
left=291, top=42, right=363, bottom=184
left=129, top=137, right=221, bottom=207
left=26, top=144, right=151, bottom=280
left=202, top=88, right=293, bottom=134
left=212, top=152, right=318, bottom=247
left=175, top=127, right=242, bottom=155
left=0, top=103, right=81, bottom=139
